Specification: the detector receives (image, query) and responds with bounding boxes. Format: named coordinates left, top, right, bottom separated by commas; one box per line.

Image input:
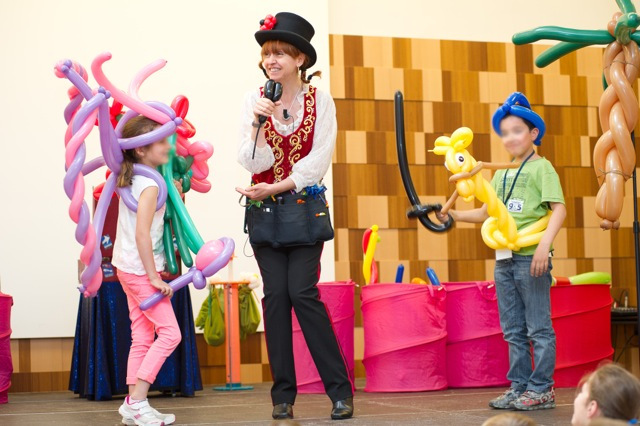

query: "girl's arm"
left=136, top=186, right=172, bottom=297
left=531, top=201, right=566, bottom=277
left=437, top=204, right=489, bottom=223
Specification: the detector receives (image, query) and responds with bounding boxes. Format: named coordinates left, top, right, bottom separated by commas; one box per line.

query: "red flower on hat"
left=259, top=14, right=277, bottom=30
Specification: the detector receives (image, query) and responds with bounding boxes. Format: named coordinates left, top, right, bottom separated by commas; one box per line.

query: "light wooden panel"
left=329, top=34, right=640, bottom=325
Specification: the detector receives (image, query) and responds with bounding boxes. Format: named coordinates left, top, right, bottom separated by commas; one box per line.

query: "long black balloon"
left=394, top=91, right=452, bottom=233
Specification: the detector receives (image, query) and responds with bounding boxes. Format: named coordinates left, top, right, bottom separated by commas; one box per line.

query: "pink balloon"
left=91, top=52, right=171, bottom=124
left=190, top=178, right=211, bottom=193
left=195, top=239, right=225, bottom=271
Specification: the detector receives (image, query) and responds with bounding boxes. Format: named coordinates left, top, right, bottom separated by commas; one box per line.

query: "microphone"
left=259, top=80, right=283, bottom=123
left=253, top=79, right=283, bottom=158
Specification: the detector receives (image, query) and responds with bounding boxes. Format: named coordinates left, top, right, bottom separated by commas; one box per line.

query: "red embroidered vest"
left=252, top=85, right=317, bottom=185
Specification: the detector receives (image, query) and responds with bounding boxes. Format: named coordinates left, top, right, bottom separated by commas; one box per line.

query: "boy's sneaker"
left=122, top=408, right=175, bottom=426
left=512, top=388, right=556, bottom=411
left=489, top=389, right=521, bottom=409
left=118, top=397, right=165, bottom=425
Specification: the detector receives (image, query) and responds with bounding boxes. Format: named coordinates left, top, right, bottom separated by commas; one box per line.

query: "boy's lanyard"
left=502, top=150, right=535, bottom=204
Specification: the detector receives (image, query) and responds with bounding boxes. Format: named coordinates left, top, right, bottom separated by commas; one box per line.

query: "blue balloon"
left=491, top=92, right=546, bottom=146
left=426, top=267, right=441, bottom=286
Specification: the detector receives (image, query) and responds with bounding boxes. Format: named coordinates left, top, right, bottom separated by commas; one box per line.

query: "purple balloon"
left=93, top=174, right=116, bottom=241
left=115, top=109, right=140, bottom=137
left=201, top=238, right=235, bottom=277
left=116, top=164, right=167, bottom=212
left=61, top=63, right=93, bottom=101
left=64, top=95, right=83, bottom=124
left=118, top=120, right=178, bottom=150
left=81, top=156, right=106, bottom=175
left=147, top=101, right=177, bottom=120
left=97, top=100, right=119, bottom=171
left=75, top=203, right=90, bottom=242
left=140, top=270, right=194, bottom=311
left=192, top=269, right=206, bottom=290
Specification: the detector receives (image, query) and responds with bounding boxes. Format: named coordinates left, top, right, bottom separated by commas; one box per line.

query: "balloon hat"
left=491, top=92, right=546, bottom=146
left=55, top=53, right=233, bottom=309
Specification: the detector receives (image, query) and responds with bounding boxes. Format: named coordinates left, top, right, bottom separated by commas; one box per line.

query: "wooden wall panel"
left=328, top=34, right=640, bottom=323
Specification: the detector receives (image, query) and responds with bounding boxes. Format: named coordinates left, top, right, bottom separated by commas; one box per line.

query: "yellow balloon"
left=362, top=225, right=380, bottom=285
left=432, top=127, right=551, bottom=251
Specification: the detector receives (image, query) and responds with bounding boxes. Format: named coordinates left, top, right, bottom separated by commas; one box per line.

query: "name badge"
left=507, top=199, right=524, bottom=213
left=496, top=249, right=513, bottom=260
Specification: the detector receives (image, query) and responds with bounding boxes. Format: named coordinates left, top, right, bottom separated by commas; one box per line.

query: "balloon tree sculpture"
left=55, top=52, right=234, bottom=311
left=513, top=0, right=640, bottom=230
left=513, top=0, right=640, bottom=353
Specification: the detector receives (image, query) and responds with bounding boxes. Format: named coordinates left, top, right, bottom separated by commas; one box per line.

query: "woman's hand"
left=150, top=275, right=173, bottom=298
left=236, top=183, right=274, bottom=202
left=531, top=243, right=550, bottom=277
left=253, top=98, right=282, bottom=121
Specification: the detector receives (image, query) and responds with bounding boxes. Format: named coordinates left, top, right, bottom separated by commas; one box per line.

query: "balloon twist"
left=513, top=2, right=640, bottom=230
left=594, top=14, right=640, bottom=229
left=55, top=53, right=231, bottom=305
left=432, top=127, right=551, bottom=251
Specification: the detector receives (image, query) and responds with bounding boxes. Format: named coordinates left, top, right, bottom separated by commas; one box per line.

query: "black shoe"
left=331, top=397, right=354, bottom=420
left=272, top=403, right=293, bottom=419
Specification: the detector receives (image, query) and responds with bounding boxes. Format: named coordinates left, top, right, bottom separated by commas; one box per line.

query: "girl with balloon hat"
left=236, top=12, right=354, bottom=421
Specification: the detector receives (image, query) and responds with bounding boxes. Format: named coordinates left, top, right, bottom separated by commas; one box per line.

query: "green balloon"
left=173, top=156, right=188, bottom=175
left=570, top=272, right=612, bottom=285
left=161, top=133, right=205, bottom=253
left=170, top=209, right=194, bottom=267
left=182, top=175, right=192, bottom=193
left=163, top=221, right=179, bottom=275
left=617, top=0, right=637, bottom=15
left=534, top=41, right=594, bottom=68
left=512, top=27, right=613, bottom=45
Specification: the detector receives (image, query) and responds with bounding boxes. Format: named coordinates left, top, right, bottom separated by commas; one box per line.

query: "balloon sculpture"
left=431, top=127, right=552, bottom=251
left=55, top=52, right=234, bottom=310
left=362, top=225, right=380, bottom=284
left=395, top=91, right=453, bottom=233
left=513, top=0, right=640, bottom=229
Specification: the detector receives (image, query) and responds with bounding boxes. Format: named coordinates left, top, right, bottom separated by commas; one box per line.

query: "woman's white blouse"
left=237, top=84, right=337, bottom=193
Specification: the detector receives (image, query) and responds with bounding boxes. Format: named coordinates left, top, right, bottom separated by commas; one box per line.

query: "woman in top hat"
left=236, top=12, right=354, bottom=421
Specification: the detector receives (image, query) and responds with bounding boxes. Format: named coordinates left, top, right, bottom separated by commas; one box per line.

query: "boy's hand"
left=151, top=276, right=174, bottom=298
left=531, top=243, right=550, bottom=277
left=436, top=210, right=453, bottom=224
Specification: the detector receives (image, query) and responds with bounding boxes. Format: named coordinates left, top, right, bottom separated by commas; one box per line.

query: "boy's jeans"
left=494, top=254, right=556, bottom=393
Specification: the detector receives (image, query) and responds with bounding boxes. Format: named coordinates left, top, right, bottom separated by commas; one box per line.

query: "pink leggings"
left=118, top=270, right=181, bottom=385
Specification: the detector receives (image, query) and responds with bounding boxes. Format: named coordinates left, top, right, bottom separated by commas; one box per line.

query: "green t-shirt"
left=490, top=157, right=565, bottom=256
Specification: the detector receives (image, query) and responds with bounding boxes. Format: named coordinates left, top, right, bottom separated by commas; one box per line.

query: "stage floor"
left=0, top=379, right=576, bottom=425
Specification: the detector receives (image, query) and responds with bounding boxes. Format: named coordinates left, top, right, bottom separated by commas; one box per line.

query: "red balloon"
left=171, top=95, right=189, bottom=119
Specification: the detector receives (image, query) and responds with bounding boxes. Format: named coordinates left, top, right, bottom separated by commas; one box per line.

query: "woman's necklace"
left=282, top=84, right=302, bottom=121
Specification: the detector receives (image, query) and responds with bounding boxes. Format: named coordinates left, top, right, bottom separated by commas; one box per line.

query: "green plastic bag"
left=239, top=284, right=261, bottom=340
left=195, top=285, right=225, bottom=346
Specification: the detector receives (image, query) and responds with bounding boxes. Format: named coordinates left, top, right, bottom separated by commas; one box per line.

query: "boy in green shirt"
left=437, top=93, right=566, bottom=410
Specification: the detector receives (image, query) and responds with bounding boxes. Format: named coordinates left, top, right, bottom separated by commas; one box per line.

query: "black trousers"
left=253, top=242, right=353, bottom=405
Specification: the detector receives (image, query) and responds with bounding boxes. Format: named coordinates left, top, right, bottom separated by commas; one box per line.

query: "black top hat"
left=255, top=12, right=317, bottom=69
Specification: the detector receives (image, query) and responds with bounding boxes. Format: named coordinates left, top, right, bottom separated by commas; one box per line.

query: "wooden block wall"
left=329, top=35, right=640, bottom=318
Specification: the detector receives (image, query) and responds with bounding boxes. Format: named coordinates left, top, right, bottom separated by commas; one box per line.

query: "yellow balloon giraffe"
left=431, top=127, right=552, bottom=251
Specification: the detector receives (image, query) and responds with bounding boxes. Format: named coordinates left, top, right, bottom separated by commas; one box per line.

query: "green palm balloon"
left=513, top=0, right=640, bottom=68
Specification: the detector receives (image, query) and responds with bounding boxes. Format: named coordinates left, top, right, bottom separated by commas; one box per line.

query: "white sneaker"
left=122, top=408, right=175, bottom=426
left=118, top=397, right=165, bottom=426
